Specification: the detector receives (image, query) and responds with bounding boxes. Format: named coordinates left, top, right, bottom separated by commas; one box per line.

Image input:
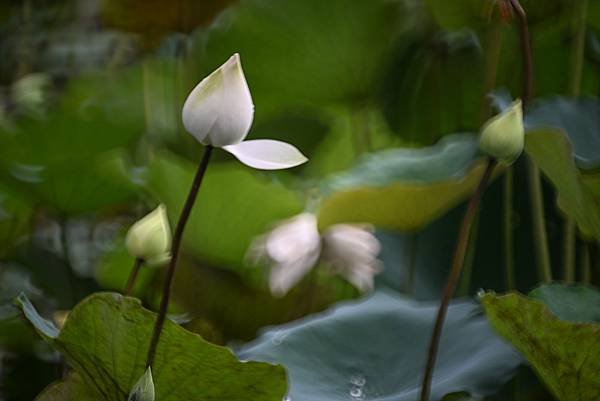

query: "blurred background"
left=1, top=0, right=599, bottom=400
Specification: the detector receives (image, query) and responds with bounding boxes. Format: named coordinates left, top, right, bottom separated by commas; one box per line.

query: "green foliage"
left=191, top=0, right=404, bottom=117
left=526, top=98, right=600, bottom=169
left=147, top=153, right=303, bottom=272
left=1, top=1, right=600, bottom=400
left=481, top=286, right=600, bottom=401
left=0, top=70, right=144, bottom=215
left=16, top=293, right=287, bottom=401
left=239, top=289, right=522, bottom=401
left=317, top=134, right=500, bottom=231
left=524, top=128, right=600, bottom=240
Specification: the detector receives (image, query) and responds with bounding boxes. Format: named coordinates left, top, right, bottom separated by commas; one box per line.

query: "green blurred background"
left=1, top=0, right=599, bottom=399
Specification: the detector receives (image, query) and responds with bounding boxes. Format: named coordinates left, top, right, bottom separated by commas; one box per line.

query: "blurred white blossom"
left=248, top=213, right=321, bottom=297
left=182, top=53, right=307, bottom=170
left=322, top=224, right=382, bottom=292
left=248, top=213, right=382, bottom=296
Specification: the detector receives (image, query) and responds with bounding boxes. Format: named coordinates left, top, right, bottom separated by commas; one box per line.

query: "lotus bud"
left=125, top=205, right=171, bottom=267
left=182, top=53, right=254, bottom=147
left=479, top=99, right=524, bottom=163
left=128, top=367, right=155, bottom=401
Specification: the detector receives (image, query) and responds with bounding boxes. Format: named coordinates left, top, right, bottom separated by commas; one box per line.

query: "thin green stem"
left=508, top=0, right=553, bottom=283
left=564, top=0, right=588, bottom=283
left=504, top=167, right=516, bottom=290
left=580, top=241, right=591, bottom=284
left=124, top=258, right=144, bottom=296
left=419, top=158, right=497, bottom=401
left=563, top=221, right=576, bottom=282
left=528, top=162, right=552, bottom=282
left=145, top=145, right=213, bottom=369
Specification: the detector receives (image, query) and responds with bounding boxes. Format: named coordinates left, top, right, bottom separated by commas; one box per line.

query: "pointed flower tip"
left=479, top=98, right=524, bottom=163
left=125, top=204, right=172, bottom=266
left=128, top=367, right=155, bottom=401
left=182, top=53, right=254, bottom=147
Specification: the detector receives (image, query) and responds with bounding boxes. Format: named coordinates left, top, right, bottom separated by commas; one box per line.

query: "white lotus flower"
left=128, top=367, right=155, bottom=401
left=321, top=224, right=383, bottom=292
left=248, top=213, right=382, bottom=296
left=248, top=213, right=321, bottom=297
left=182, top=53, right=308, bottom=170
left=125, top=205, right=172, bottom=267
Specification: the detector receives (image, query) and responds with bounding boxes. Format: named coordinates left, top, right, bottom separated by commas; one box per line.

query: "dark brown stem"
left=145, top=145, right=213, bottom=369
left=419, top=157, right=497, bottom=401
left=508, top=0, right=533, bottom=107
left=124, top=258, right=143, bottom=296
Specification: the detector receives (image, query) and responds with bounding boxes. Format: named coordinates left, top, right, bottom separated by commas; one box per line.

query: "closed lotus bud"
left=479, top=99, right=524, bottom=163
left=125, top=205, right=171, bottom=267
left=182, top=53, right=254, bottom=147
left=128, top=367, right=155, bottom=401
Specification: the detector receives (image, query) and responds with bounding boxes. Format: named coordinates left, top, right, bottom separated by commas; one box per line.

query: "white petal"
left=321, top=224, right=383, bottom=292
left=323, top=224, right=381, bottom=261
left=269, top=254, right=318, bottom=297
left=340, top=263, right=380, bottom=292
left=266, top=213, right=320, bottom=263
left=182, top=53, right=254, bottom=147
left=223, top=140, right=308, bottom=170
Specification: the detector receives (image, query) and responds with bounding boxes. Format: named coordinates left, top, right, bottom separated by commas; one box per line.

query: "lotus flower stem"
left=563, top=0, right=588, bottom=283
left=508, top=0, right=532, bottom=106
left=503, top=167, right=515, bottom=290
left=419, top=157, right=496, bottom=401
left=146, top=145, right=214, bottom=369
left=124, top=258, right=144, bottom=296
left=507, top=0, right=553, bottom=283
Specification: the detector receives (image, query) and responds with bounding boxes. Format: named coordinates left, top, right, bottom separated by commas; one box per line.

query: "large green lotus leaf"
left=16, top=292, right=287, bottom=401
left=530, top=283, right=600, bottom=323
left=147, top=153, right=303, bottom=272
left=524, top=128, right=600, bottom=240
left=525, top=98, right=600, bottom=169
left=583, top=171, right=600, bottom=199
left=0, top=70, right=144, bottom=214
left=481, top=290, right=600, bottom=401
left=316, top=134, right=500, bottom=231
left=192, top=0, right=403, bottom=118
left=238, top=290, right=522, bottom=401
